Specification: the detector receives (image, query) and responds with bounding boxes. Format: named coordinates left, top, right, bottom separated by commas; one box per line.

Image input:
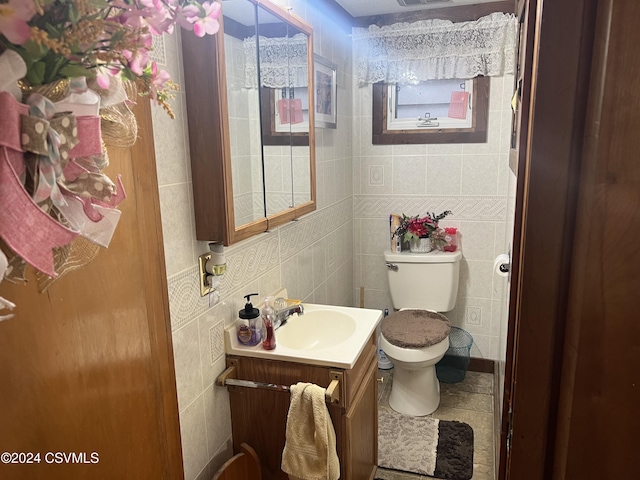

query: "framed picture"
left=314, top=54, right=337, bottom=129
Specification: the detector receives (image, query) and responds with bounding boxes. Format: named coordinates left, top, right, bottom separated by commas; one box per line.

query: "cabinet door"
left=226, top=357, right=343, bottom=480
left=343, top=357, right=378, bottom=480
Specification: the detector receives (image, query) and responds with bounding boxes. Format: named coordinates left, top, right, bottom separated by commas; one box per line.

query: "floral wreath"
left=0, top=0, right=222, bottom=321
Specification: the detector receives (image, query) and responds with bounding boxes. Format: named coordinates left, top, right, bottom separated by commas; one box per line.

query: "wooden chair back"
left=212, top=443, right=262, bottom=480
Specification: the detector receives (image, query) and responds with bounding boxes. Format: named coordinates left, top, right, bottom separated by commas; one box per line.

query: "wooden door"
left=500, top=0, right=640, bottom=478
left=551, top=1, right=640, bottom=477
left=497, top=0, right=535, bottom=476
left=501, top=0, right=599, bottom=476
left=0, top=100, right=183, bottom=479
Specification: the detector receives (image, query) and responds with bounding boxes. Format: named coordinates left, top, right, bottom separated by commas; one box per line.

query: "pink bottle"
left=261, top=297, right=276, bottom=350
left=444, top=227, right=458, bottom=252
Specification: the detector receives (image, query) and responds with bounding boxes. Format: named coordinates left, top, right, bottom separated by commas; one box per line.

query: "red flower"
left=395, top=211, right=452, bottom=243
left=407, top=218, right=430, bottom=238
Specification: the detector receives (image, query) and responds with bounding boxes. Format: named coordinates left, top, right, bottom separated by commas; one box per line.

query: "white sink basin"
left=224, top=303, right=383, bottom=368
left=277, top=310, right=357, bottom=350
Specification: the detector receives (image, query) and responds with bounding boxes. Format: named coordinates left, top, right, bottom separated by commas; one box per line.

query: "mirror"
left=222, top=0, right=263, bottom=227
left=181, top=0, right=315, bottom=245
left=254, top=11, right=311, bottom=217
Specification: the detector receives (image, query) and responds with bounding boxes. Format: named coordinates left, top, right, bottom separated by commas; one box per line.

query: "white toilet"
left=381, top=249, right=462, bottom=416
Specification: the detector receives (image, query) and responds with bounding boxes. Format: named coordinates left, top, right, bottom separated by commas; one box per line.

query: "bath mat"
left=378, top=407, right=474, bottom=480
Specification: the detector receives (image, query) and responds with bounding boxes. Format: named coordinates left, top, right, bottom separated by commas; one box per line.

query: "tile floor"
left=375, top=369, right=496, bottom=480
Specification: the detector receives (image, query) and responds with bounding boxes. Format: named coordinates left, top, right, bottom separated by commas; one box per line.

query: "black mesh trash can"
left=436, top=327, right=474, bottom=383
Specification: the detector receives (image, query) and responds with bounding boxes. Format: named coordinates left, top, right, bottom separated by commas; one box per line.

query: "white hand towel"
left=281, top=382, right=340, bottom=480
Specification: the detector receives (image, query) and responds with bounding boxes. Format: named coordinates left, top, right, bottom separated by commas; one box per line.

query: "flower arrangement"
left=394, top=210, right=452, bottom=250
left=0, top=0, right=222, bottom=117
left=0, top=1, right=223, bottom=320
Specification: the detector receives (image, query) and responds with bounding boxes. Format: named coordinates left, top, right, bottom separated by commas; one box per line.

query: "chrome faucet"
left=273, top=304, right=304, bottom=330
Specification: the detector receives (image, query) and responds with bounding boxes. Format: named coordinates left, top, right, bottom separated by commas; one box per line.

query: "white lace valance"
left=244, top=33, right=308, bottom=89
left=353, top=12, right=518, bottom=85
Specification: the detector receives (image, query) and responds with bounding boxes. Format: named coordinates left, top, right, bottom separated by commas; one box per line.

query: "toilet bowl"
left=380, top=334, right=449, bottom=416
left=383, top=250, right=462, bottom=416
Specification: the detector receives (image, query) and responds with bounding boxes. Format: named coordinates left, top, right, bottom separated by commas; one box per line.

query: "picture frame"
left=314, top=54, right=338, bottom=129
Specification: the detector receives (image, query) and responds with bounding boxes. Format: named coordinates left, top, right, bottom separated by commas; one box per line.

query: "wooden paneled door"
left=501, top=0, right=598, bottom=476
left=0, top=100, right=183, bottom=479
left=502, top=0, right=639, bottom=478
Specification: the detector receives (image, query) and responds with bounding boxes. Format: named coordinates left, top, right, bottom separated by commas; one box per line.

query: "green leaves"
left=110, top=30, right=125, bottom=45
left=22, top=39, right=48, bottom=57
left=89, top=0, right=109, bottom=8
left=60, top=64, right=94, bottom=79
left=68, top=3, right=81, bottom=24
left=26, top=61, right=46, bottom=85
left=429, top=210, right=452, bottom=223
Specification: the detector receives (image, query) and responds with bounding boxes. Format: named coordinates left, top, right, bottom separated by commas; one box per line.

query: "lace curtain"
left=353, top=12, right=517, bottom=85
left=244, top=33, right=308, bottom=89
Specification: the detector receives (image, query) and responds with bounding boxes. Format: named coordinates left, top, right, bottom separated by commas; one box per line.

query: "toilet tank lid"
left=384, top=250, right=462, bottom=263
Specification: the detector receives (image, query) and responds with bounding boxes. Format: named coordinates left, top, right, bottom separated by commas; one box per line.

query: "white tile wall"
left=152, top=5, right=354, bottom=478
left=352, top=76, right=514, bottom=361
left=179, top=395, right=208, bottom=480
left=152, top=3, right=514, bottom=476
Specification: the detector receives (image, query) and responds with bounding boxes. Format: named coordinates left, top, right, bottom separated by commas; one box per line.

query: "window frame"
left=273, top=87, right=310, bottom=133
left=372, top=76, right=490, bottom=145
left=260, top=87, right=309, bottom=146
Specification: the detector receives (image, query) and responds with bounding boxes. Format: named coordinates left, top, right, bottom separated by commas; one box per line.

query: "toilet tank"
left=384, top=250, right=462, bottom=312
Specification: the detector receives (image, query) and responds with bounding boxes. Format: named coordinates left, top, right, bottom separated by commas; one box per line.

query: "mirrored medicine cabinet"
left=181, top=0, right=316, bottom=245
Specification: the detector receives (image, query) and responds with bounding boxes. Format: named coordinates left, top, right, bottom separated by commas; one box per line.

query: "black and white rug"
left=378, top=406, right=474, bottom=480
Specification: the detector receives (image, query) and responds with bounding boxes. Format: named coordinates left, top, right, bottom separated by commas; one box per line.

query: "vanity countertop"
left=224, top=303, right=383, bottom=369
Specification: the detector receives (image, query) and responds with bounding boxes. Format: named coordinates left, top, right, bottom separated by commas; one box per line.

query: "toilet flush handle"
left=386, top=262, right=398, bottom=271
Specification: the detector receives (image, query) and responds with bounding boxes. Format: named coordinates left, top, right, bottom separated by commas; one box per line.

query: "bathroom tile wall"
left=150, top=1, right=354, bottom=478
left=353, top=75, right=515, bottom=361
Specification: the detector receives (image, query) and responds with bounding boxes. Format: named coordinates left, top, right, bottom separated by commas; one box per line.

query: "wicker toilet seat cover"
left=381, top=310, right=451, bottom=348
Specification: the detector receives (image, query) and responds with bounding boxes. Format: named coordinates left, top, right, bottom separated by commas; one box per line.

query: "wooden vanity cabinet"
left=225, top=334, right=378, bottom=480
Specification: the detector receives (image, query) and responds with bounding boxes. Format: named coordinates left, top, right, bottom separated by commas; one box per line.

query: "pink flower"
left=139, top=0, right=164, bottom=10
left=0, top=0, right=35, bottom=45
left=119, top=7, right=171, bottom=36
left=149, top=61, right=171, bottom=99
left=151, top=61, right=170, bottom=86
left=122, top=48, right=150, bottom=76
left=144, top=8, right=175, bottom=35
left=96, top=66, right=120, bottom=90
left=192, top=1, right=221, bottom=37
left=176, top=5, right=199, bottom=31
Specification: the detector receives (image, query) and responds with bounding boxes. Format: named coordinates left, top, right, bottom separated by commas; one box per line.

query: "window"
left=260, top=87, right=309, bottom=146
left=372, top=76, right=489, bottom=144
left=273, top=87, right=309, bottom=133
left=388, top=79, right=474, bottom=130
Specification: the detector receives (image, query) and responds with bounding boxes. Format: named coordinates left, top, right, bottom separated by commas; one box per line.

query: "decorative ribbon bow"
left=21, top=94, right=80, bottom=206
left=0, top=92, right=79, bottom=278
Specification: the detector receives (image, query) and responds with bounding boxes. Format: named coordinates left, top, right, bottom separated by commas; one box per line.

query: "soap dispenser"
left=237, top=293, right=261, bottom=346
left=261, top=296, right=276, bottom=350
